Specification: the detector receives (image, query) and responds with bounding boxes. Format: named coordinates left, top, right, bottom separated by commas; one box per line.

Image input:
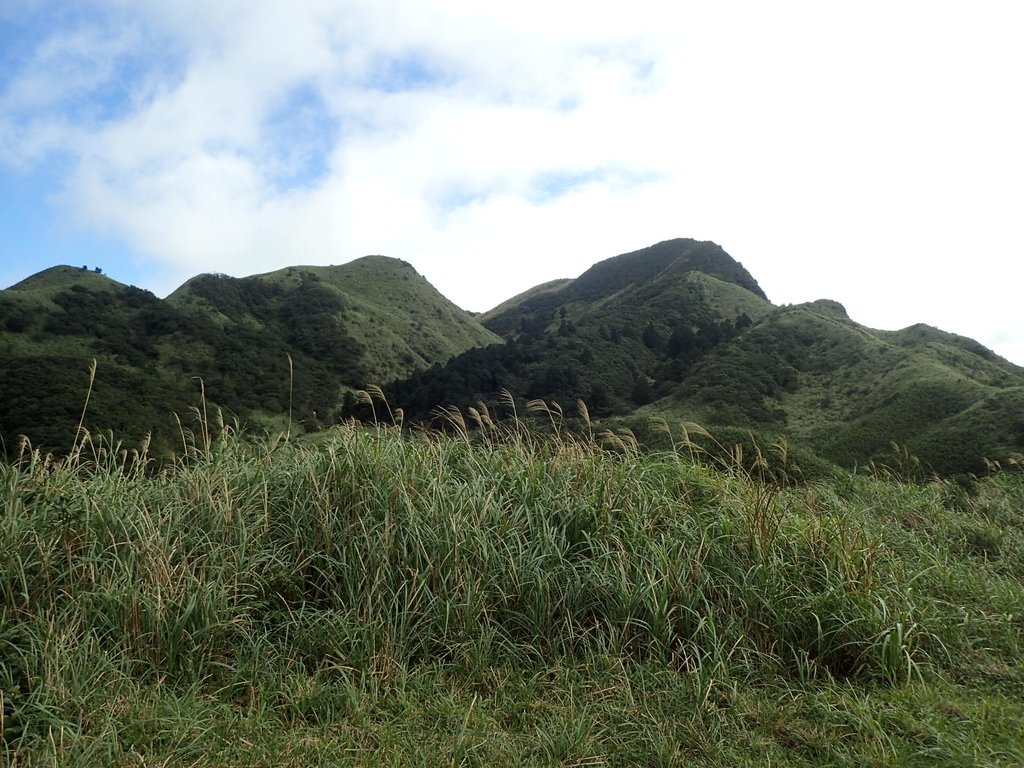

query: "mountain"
left=386, top=239, right=1024, bottom=475
left=168, top=257, right=499, bottom=383
left=389, top=239, right=774, bottom=418
left=0, top=260, right=498, bottom=457
left=481, top=238, right=769, bottom=335
left=4, top=242, right=1022, bottom=474
left=654, top=301, right=1024, bottom=474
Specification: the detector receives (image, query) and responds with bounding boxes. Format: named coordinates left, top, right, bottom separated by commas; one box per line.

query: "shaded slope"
left=1, top=270, right=199, bottom=453
left=479, top=278, right=572, bottom=325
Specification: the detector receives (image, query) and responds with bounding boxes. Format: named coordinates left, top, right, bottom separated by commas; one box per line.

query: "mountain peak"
left=6, top=264, right=123, bottom=295
left=567, top=238, right=768, bottom=303
left=798, top=299, right=849, bottom=319
left=481, top=238, right=768, bottom=336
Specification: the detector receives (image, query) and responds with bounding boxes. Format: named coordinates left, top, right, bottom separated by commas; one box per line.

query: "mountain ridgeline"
left=388, top=240, right=771, bottom=419
left=385, top=239, right=1024, bottom=475
left=0, top=258, right=497, bottom=457
left=2, top=239, right=1022, bottom=473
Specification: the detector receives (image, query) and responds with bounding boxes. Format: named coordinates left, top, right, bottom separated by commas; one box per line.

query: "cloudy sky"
left=2, top=1, right=1022, bottom=365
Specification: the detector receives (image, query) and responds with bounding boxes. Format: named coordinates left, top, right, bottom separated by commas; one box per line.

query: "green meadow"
left=2, top=394, right=1022, bottom=767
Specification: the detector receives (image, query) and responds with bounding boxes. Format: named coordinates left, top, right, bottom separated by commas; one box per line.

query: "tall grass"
left=1, top=405, right=1022, bottom=764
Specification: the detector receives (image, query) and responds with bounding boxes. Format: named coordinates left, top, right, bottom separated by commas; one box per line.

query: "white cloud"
left=2, top=1, right=1023, bottom=364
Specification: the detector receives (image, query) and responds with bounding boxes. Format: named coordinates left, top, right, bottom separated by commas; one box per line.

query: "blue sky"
left=2, top=1, right=1023, bottom=365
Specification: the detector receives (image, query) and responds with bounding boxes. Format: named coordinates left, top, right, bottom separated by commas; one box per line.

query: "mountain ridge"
left=385, top=240, right=1023, bottom=474
left=167, top=255, right=501, bottom=382
left=3, top=241, right=1022, bottom=473
left=0, top=256, right=498, bottom=455
left=482, top=238, right=767, bottom=336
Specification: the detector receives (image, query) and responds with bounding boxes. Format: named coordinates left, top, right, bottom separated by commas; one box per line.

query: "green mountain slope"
left=482, top=238, right=767, bottom=336
left=5, top=242, right=1022, bottom=474
left=6, top=264, right=122, bottom=298
left=386, top=241, right=1024, bottom=475
left=478, top=278, right=572, bottom=324
left=388, top=239, right=773, bottom=418
left=1, top=259, right=498, bottom=456
left=168, top=256, right=500, bottom=383
left=1, top=268, right=198, bottom=453
left=653, top=301, right=1024, bottom=473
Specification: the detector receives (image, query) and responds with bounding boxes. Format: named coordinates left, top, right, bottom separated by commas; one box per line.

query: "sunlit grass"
left=2, top=404, right=1022, bottom=765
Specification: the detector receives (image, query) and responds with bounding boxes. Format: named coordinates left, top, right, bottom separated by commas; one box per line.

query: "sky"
left=1, top=1, right=1022, bottom=366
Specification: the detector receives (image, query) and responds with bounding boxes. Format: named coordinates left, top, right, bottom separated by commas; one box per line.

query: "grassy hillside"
left=658, top=301, right=1024, bottom=474
left=169, top=256, right=500, bottom=383
left=3, top=420, right=1022, bottom=765
left=0, top=269, right=200, bottom=454
left=5, top=240, right=1023, bottom=476
left=385, top=239, right=1024, bottom=474
left=389, top=240, right=772, bottom=421
left=1, top=259, right=498, bottom=457
left=478, top=278, right=572, bottom=324
left=6, top=264, right=122, bottom=297
left=482, top=238, right=768, bottom=337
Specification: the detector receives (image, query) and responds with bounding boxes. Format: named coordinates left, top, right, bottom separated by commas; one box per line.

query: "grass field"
left=2, top=402, right=1022, bottom=766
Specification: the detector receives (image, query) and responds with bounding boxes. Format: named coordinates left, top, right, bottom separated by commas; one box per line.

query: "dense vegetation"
left=387, top=239, right=769, bottom=423
left=4, top=239, right=1024, bottom=476
left=168, top=256, right=500, bottom=382
left=658, top=304, right=1024, bottom=474
left=385, top=240, right=1024, bottom=475
left=0, top=260, right=497, bottom=458
left=0, top=274, right=363, bottom=455
left=480, top=238, right=767, bottom=336
left=2, top=411, right=1022, bottom=765
left=386, top=301, right=750, bottom=422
